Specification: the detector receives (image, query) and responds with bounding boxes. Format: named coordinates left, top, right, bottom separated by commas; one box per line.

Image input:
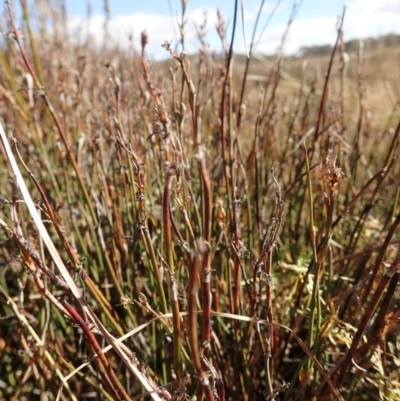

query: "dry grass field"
left=0, top=1, right=399, bottom=400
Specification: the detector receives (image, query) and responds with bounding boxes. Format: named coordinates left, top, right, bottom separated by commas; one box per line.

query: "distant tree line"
left=299, top=33, right=400, bottom=57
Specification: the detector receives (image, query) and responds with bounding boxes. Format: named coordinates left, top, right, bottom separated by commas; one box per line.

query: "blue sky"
left=41, top=0, right=400, bottom=59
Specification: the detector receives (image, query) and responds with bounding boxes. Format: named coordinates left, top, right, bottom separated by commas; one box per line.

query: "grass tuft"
left=0, top=1, right=399, bottom=400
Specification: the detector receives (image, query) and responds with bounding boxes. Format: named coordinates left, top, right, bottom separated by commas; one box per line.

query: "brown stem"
left=188, top=247, right=215, bottom=401
left=333, top=251, right=400, bottom=390
left=313, top=7, right=346, bottom=144
left=61, top=300, right=132, bottom=401
left=6, top=3, right=97, bottom=224
left=141, top=32, right=182, bottom=382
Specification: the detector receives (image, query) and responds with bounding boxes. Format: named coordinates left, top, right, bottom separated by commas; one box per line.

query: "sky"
left=39, top=0, right=400, bottom=59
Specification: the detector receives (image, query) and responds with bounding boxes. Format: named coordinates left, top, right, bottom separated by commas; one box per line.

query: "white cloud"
left=66, top=0, right=400, bottom=60
left=66, top=7, right=220, bottom=59
left=243, top=0, right=400, bottom=56
left=244, top=16, right=338, bottom=56
left=345, top=0, right=400, bottom=38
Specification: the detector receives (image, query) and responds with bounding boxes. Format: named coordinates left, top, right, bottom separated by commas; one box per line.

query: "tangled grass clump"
left=0, top=1, right=399, bottom=400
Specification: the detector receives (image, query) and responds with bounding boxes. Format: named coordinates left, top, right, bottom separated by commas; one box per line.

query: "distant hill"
left=183, top=32, right=400, bottom=64
left=299, top=33, right=400, bottom=57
